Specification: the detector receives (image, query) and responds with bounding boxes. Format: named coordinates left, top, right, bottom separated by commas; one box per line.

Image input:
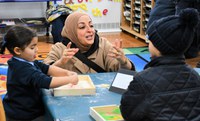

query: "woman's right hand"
left=60, top=42, right=79, bottom=64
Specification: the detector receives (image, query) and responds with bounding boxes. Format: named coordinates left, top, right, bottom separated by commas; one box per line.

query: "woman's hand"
left=112, top=39, right=122, bottom=48
left=108, top=39, right=127, bottom=64
left=60, top=42, right=79, bottom=65
left=108, top=46, right=127, bottom=64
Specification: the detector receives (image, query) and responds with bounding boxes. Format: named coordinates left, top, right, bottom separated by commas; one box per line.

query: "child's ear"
left=13, top=47, right=22, bottom=55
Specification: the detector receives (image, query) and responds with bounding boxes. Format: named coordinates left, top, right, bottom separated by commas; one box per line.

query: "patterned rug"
left=0, top=47, right=200, bottom=99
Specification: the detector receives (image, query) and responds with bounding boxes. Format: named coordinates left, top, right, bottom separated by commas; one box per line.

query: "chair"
left=0, top=97, right=6, bottom=121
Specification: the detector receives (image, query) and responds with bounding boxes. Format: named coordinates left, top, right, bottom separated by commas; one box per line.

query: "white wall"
left=0, top=2, right=46, bottom=18
left=0, top=0, right=121, bottom=32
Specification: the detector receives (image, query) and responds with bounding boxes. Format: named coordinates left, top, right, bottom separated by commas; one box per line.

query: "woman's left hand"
left=108, top=46, right=126, bottom=63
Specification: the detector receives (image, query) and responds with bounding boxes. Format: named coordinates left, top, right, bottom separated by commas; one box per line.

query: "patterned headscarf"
left=61, top=12, right=92, bottom=52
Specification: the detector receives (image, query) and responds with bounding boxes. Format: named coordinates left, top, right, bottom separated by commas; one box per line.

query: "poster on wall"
left=60, top=0, right=122, bottom=32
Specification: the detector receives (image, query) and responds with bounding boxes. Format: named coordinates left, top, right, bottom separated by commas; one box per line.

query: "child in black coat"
left=120, top=8, right=200, bottom=121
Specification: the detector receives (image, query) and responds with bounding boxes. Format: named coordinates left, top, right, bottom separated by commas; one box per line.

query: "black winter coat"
left=120, top=55, right=200, bottom=121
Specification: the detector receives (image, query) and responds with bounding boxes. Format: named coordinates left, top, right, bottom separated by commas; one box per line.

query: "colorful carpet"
left=123, top=47, right=149, bottom=55
left=123, top=46, right=150, bottom=71
left=0, top=47, right=150, bottom=71
left=1, top=47, right=200, bottom=99
left=1, top=47, right=150, bottom=71
left=0, top=47, right=150, bottom=98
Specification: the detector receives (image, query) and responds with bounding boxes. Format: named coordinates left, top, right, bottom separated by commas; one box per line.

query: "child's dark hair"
left=0, top=25, right=37, bottom=55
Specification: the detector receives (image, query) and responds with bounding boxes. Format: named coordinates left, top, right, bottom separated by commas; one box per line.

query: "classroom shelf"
left=120, top=0, right=155, bottom=41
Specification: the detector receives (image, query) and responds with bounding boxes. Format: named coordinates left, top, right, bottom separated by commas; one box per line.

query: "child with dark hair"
left=0, top=25, right=78, bottom=121
left=120, top=8, right=200, bottom=121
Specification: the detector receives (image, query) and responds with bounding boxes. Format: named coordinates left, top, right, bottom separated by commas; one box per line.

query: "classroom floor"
left=36, top=31, right=200, bottom=68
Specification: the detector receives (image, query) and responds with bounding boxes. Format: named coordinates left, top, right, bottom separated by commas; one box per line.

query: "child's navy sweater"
left=3, top=57, right=52, bottom=120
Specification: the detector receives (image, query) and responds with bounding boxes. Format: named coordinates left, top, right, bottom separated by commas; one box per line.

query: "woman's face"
left=77, top=15, right=95, bottom=46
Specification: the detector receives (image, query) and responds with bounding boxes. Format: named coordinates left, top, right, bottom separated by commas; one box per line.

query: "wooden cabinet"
left=120, top=0, right=155, bottom=41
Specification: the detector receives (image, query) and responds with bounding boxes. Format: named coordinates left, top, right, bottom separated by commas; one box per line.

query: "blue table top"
left=42, top=72, right=122, bottom=121
left=43, top=69, right=200, bottom=121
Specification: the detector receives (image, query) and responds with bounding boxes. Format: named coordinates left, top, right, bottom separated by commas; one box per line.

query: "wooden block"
left=90, top=105, right=124, bottom=121
left=53, top=75, right=96, bottom=96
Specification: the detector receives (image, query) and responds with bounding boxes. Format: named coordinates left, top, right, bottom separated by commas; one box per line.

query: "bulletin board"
left=61, top=0, right=121, bottom=23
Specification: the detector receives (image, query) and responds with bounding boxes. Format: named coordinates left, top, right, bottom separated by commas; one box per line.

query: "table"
left=42, top=72, right=121, bottom=121
left=195, top=68, right=200, bottom=75
left=1, top=64, right=199, bottom=120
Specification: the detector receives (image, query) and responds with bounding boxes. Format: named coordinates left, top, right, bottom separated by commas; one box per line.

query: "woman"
left=44, top=12, right=135, bottom=73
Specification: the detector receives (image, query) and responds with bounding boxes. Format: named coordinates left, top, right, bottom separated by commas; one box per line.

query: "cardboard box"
left=53, top=75, right=96, bottom=96
left=90, top=105, right=124, bottom=121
